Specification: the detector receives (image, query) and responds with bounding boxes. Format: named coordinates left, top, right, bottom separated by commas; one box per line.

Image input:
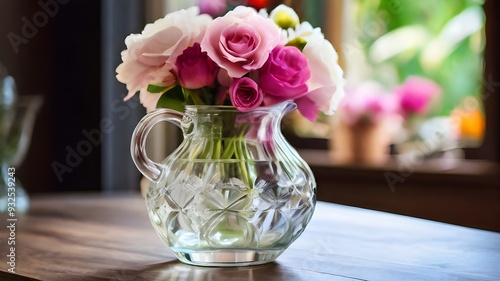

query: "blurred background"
left=1, top=0, right=499, bottom=230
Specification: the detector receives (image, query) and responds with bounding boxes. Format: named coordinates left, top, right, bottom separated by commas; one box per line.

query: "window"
left=284, top=0, right=500, bottom=231
left=290, top=0, right=489, bottom=159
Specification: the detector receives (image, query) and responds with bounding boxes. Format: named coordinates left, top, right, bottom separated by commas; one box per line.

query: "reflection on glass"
left=1, top=64, right=43, bottom=213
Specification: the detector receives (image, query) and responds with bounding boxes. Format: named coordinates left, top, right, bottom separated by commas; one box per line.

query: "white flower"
left=116, top=7, right=212, bottom=110
left=289, top=22, right=345, bottom=115
left=269, top=4, right=300, bottom=29
left=285, top=21, right=321, bottom=41
left=303, top=33, right=345, bottom=114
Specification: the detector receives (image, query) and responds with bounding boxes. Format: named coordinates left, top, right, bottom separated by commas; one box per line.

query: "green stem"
left=236, top=137, right=252, bottom=189
left=221, top=139, right=235, bottom=159
left=182, top=88, right=205, bottom=105
left=213, top=138, right=222, bottom=160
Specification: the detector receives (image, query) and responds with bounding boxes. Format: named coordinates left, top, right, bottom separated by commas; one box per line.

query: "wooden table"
left=1, top=193, right=499, bottom=280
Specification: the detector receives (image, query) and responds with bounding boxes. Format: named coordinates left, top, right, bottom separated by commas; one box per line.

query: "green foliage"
left=156, top=84, right=185, bottom=112
left=147, top=84, right=169, bottom=93
left=353, top=0, right=485, bottom=116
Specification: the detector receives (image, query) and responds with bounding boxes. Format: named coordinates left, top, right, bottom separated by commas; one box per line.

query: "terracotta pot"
left=329, top=118, right=397, bottom=165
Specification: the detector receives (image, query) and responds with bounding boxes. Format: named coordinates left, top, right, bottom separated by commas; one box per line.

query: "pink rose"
left=201, top=6, right=281, bottom=78
left=175, top=43, right=219, bottom=89
left=395, top=76, right=441, bottom=116
left=199, top=0, right=227, bottom=17
left=116, top=7, right=212, bottom=109
left=259, top=45, right=310, bottom=106
left=229, top=77, right=263, bottom=111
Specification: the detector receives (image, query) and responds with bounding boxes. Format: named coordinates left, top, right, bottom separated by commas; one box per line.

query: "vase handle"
left=130, top=108, right=184, bottom=183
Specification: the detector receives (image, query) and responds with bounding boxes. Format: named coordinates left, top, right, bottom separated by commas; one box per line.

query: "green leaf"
left=286, top=37, right=307, bottom=51
left=156, top=85, right=185, bottom=112
left=147, top=84, right=169, bottom=93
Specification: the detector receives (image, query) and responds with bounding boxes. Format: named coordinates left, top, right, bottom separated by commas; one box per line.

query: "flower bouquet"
left=116, top=4, right=344, bottom=120
left=117, top=4, right=344, bottom=266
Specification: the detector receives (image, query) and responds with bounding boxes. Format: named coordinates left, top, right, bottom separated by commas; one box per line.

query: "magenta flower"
left=294, top=97, right=318, bottom=121
left=201, top=6, right=281, bottom=78
left=175, top=43, right=219, bottom=89
left=229, top=77, right=264, bottom=111
left=259, top=45, right=310, bottom=106
left=395, top=76, right=442, bottom=116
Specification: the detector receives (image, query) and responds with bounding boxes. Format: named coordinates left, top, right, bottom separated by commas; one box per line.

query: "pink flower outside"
left=339, top=81, right=401, bottom=125
left=395, top=76, right=442, bottom=116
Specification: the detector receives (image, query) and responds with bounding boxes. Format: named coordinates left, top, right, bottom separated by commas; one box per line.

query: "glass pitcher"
left=131, top=101, right=316, bottom=266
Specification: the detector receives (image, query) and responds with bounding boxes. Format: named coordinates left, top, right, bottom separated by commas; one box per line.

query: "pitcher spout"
left=280, top=100, right=298, bottom=116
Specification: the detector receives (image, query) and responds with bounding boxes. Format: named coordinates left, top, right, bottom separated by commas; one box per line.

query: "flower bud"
left=229, top=77, right=263, bottom=111
left=175, top=43, right=219, bottom=89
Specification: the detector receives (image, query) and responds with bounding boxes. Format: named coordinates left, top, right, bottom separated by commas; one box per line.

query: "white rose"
left=116, top=7, right=212, bottom=109
left=291, top=22, right=345, bottom=115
